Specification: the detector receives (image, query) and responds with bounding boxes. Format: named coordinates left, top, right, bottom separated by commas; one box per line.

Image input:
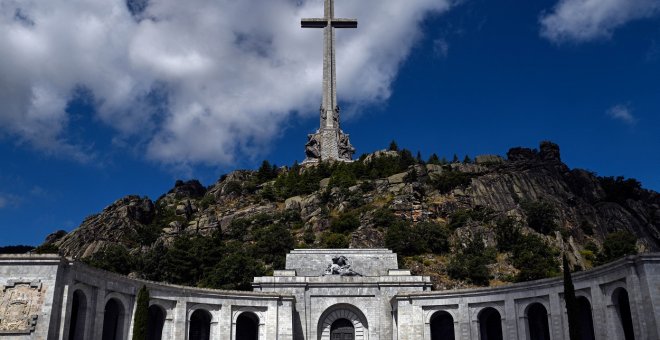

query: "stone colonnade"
left=394, top=254, right=660, bottom=340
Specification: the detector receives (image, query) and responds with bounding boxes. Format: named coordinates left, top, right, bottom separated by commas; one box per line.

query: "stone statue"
left=323, top=255, right=362, bottom=276
left=338, top=132, right=355, bottom=160
left=305, top=133, right=322, bottom=159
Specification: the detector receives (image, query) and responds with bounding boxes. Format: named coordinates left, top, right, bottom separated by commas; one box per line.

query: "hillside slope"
left=42, top=141, right=660, bottom=289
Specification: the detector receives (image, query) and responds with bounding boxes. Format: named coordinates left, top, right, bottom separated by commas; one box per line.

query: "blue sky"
left=1, top=0, right=659, bottom=246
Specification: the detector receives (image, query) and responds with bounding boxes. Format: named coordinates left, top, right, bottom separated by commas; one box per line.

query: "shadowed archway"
left=68, top=290, right=87, bottom=340
left=101, top=298, right=125, bottom=340
left=189, top=309, right=211, bottom=340
left=576, top=296, right=595, bottom=340
left=146, top=305, right=165, bottom=340
left=478, top=307, right=502, bottom=340
left=430, top=311, right=455, bottom=340
left=236, top=312, right=259, bottom=340
left=613, top=288, right=635, bottom=340
left=526, top=303, right=550, bottom=340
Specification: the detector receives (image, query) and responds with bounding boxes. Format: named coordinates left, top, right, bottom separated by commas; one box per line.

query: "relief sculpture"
left=0, top=281, right=43, bottom=334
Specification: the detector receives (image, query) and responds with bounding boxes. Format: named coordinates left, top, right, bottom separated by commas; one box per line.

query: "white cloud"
left=0, top=0, right=454, bottom=166
left=607, top=104, right=637, bottom=125
left=540, top=0, right=660, bottom=43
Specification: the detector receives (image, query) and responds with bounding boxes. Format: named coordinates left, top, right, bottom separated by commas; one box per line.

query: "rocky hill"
left=41, top=141, right=660, bottom=290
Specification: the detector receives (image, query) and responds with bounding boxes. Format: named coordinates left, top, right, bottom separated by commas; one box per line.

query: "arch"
left=236, top=312, right=259, bottom=340
left=575, top=296, right=595, bottom=340
left=612, top=287, right=635, bottom=340
left=189, top=309, right=212, bottom=340
left=318, top=304, right=368, bottom=340
left=68, top=290, right=87, bottom=340
left=430, top=311, right=455, bottom=340
left=526, top=303, right=550, bottom=340
left=478, top=307, right=503, bottom=340
left=331, top=319, right=355, bottom=340
left=147, top=304, right=166, bottom=340
left=102, top=298, right=126, bottom=340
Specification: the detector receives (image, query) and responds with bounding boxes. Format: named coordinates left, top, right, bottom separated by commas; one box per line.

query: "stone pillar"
left=457, top=302, right=471, bottom=340
left=549, top=292, right=564, bottom=340
left=171, top=300, right=187, bottom=339
left=504, top=297, right=518, bottom=339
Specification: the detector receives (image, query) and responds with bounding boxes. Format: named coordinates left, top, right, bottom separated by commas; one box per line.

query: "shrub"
left=596, top=230, right=637, bottom=265
left=430, top=170, right=474, bottom=194
left=495, top=217, right=522, bottom=252
left=447, top=207, right=492, bottom=230
left=521, top=200, right=559, bottom=235
left=511, top=234, right=560, bottom=282
left=254, top=224, right=294, bottom=269
left=330, top=212, right=361, bottom=234
left=600, top=176, right=642, bottom=204
left=372, top=208, right=397, bottom=229
left=385, top=221, right=451, bottom=256
left=83, top=244, right=134, bottom=275
left=200, top=249, right=266, bottom=290
left=256, top=160, right=278, bottom=183
left=447, top=233, right=495, bottom=286
left=320, top=232, right=350, bottom=248
left=33, top=243, right=59, bottom=255
left=224, top=181, right=243, bottom=196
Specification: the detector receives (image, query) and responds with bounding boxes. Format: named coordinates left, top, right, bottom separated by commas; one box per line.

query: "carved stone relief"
left=0, top=280, right=44, bottom=334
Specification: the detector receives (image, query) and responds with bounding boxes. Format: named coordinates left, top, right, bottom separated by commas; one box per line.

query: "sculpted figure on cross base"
left=305, top=133, right=322, bottom=160
left=323, top=255, right=362, bottom=276
left=338, top=132, right=355, bottom=160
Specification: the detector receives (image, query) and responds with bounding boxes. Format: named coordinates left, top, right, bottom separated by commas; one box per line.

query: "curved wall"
left=1, top=253, right=659, bottom=339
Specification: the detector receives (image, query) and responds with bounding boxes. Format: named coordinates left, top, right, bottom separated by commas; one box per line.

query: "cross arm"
left=301, top=18, right=327, bottom=28
left=331, top=19, right=357, bottom=28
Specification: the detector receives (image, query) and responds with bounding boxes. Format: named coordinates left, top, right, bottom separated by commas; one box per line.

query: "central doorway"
left=330, top=319, right=354, bottom=340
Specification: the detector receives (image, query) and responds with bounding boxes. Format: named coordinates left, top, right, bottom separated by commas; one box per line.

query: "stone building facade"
left=0, top=249, right=658, bottom=339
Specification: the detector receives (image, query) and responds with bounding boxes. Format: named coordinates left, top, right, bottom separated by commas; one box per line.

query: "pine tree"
left=427, top=153, right=440, bottom=165
left=463, top=155, right=472, bottom=164
left=563, top=255, right=580, bottom=340
left=389, top=140, right=399, bottom=151
left=132, top=285, right=149, bottom=340
left=452, top=154, right=459, bottom=163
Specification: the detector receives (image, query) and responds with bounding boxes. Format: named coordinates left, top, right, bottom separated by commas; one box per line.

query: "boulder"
left=285, top=196, right=303, bottom=210
left=475, top=155, right=504, bottom=165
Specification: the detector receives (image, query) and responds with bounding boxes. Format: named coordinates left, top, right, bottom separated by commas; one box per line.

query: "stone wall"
left=395, top=254, right=660, bottom=340
left=1, top=252, right=659, bottom=340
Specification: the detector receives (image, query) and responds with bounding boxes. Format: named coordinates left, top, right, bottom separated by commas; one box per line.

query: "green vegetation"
left=83, top=244, right=134, bottom=275
left=447, top=207, right=492, bottom=230
left=595, top=230, right=637, bottom=265
left=511, top=234, right=560, bottom=282
left=599, top=176, right=642, bottom=204
left=521, top=200, right=559, bottom=235
left=385, top=221, right=450, bottom=257
left=447, top=233, right=496, bottom=286
left=320, top=232, right=350, bottom=248
left=0, top=245, right=35, bottom=254
left=132, top=285, right=149, bottom=340
left=33, top=243, right=59, bottom=254
left=429, top=169, right=475, bottom=194
left=495, top=217, right=560, bottom=281
left=330, top=212, right=361, bottom=233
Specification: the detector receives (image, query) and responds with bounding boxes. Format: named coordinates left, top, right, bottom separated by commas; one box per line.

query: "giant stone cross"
left=302, top=0, right=356, bottom=163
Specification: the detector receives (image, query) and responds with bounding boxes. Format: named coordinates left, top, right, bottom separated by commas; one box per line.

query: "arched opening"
left=478, top=307, right=503, bottom=340
left=330, top=319, right=355, bottom=340
left=147, top=305, right=166, bottom=340
left=430, top=311, right=455, bottom=340
left=68, top=290, right=87, bottom=340
left=318, top=304, right=368, bottom=340
left=527, top=303, right=550, bottom=340
left=576, top=296, right=595, bottom=340
left=102, top=298, right=125, bottom=340
left=613, top=288, right=635, bottom=340
left=189, top=309, right=212, bottom=340
left=236, top=312, right=259, bottom=340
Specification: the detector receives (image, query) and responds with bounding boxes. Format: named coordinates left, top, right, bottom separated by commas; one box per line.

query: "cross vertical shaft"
left=302, top=0, right=357, bottom=162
